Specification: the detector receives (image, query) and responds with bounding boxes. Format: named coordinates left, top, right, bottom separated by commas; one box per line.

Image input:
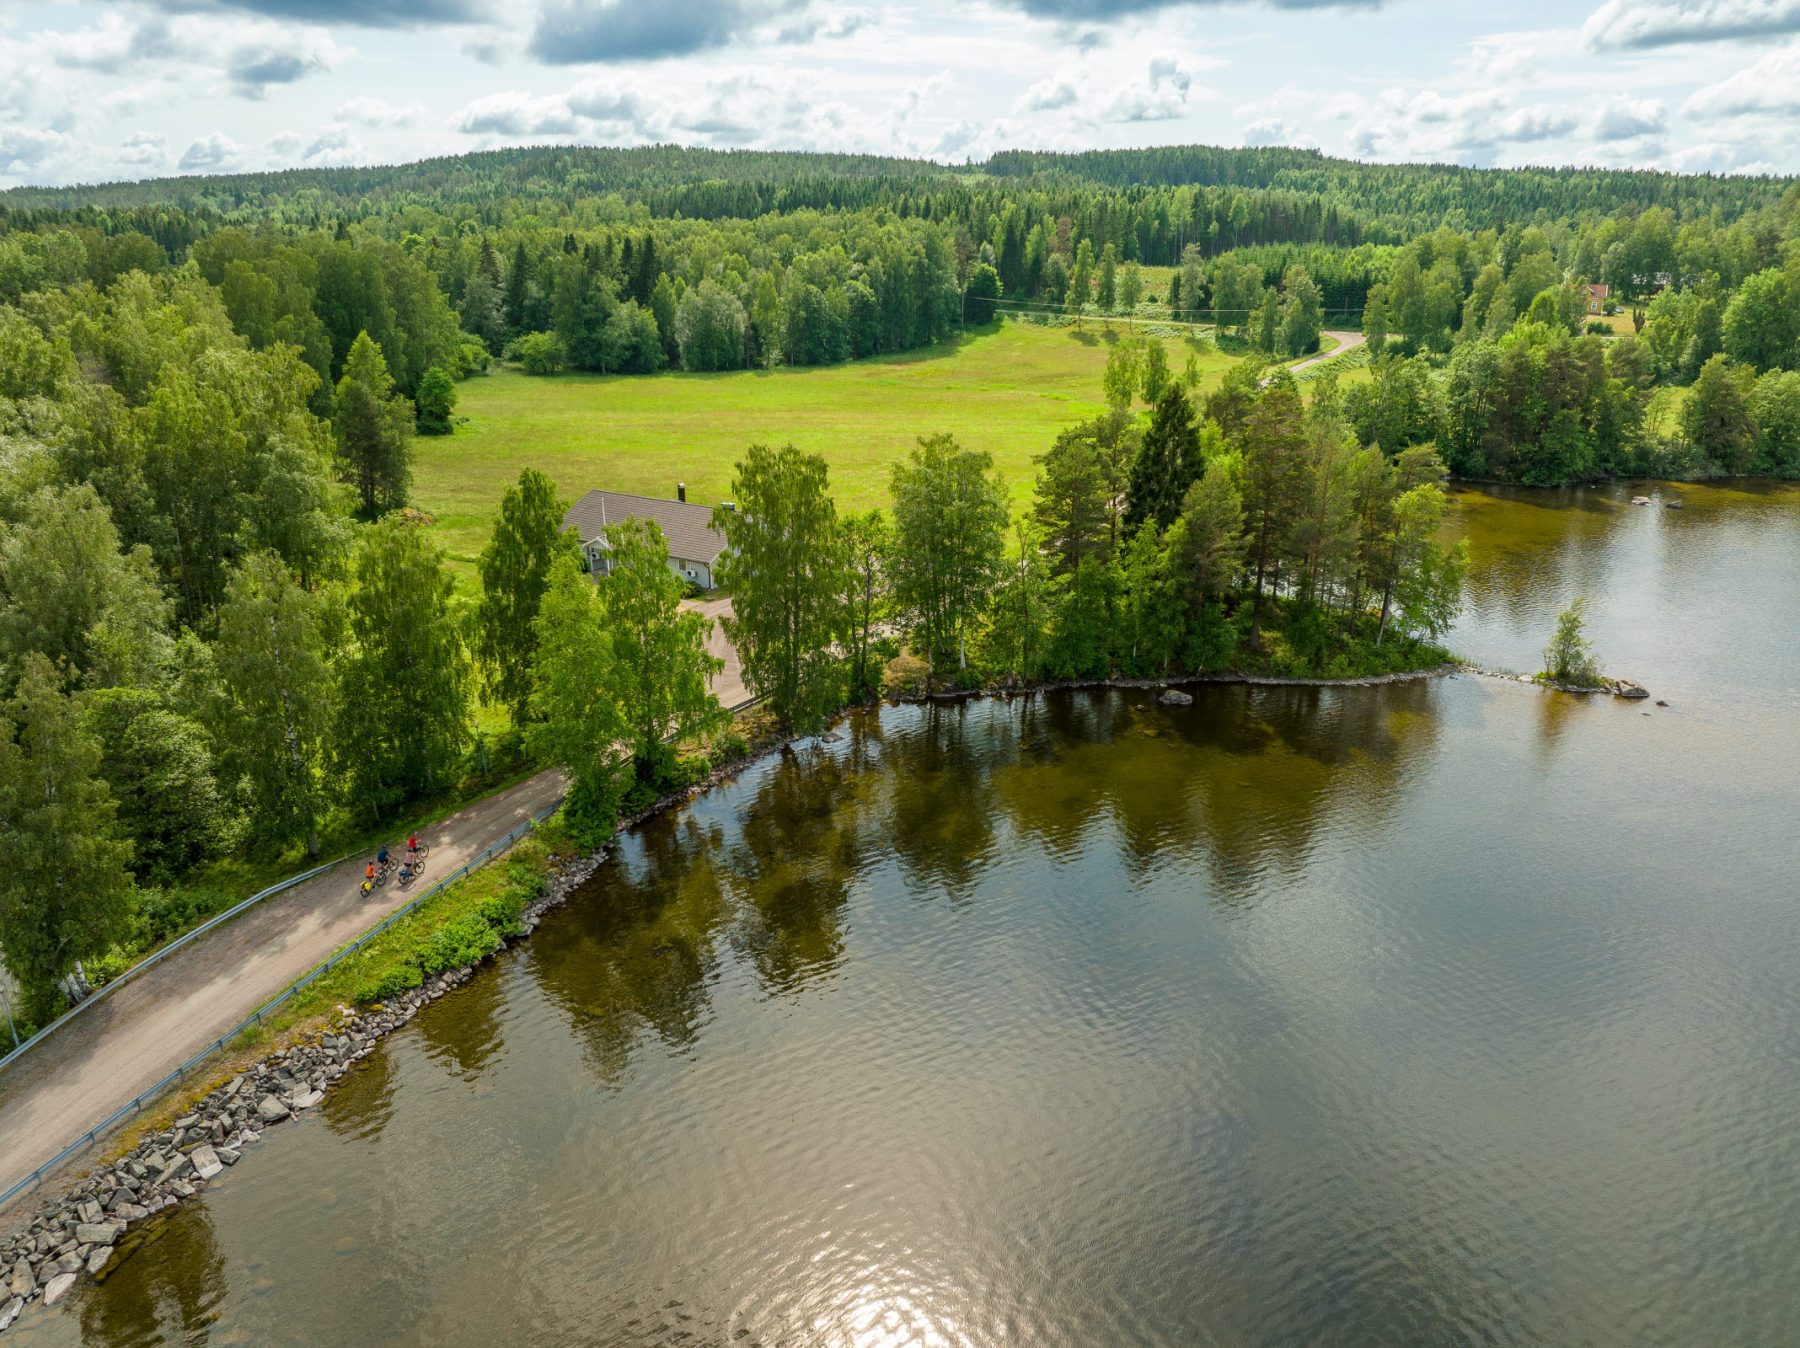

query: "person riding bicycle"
left=365, top=860, right=377, bottom=882
left=399, top=860, right=415, bottom=884
left=406, top=832, right=420, bottom=858
left=377, top=844, right=390, bottom=868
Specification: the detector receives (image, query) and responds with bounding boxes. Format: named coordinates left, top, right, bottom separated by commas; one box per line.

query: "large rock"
left=289, top=1089, right=323, bottom=1110
left=189, top=1145, right=224, bottom=1181
left=256, top=1095, right=291, bottom=1124
left=1610, top=679, right=1650, bottom=700
left=7, top=1259, right=31, bottom=1299
left=73, top=1223, right=121, bottom=1247
left=86, top=1247, right=112, bottom=1277
left=0, top=1297, right=22, bottom=1332
left=1157, top=687, right=1194, bottom=706
left=42, top=1272, right=77, bottom=1306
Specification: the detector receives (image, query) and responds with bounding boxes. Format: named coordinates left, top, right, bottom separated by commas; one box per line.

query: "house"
left=1585, top=282, right=1609, bottom=314
left=563, top=484, right=731, bottom=590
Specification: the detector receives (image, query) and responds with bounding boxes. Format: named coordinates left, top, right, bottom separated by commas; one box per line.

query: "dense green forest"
left=2, top=140, right=1799, bottom=1027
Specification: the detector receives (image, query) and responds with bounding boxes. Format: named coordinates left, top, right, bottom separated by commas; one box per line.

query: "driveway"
left=682, top=595, right=752, bottom=711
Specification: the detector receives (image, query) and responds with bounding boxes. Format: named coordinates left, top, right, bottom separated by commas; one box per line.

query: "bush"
left=507, top=331, right=566, bottom=375
left=1544, top=598, right=1602, bottom=684
left=1585, top=319, right=1612, bottom=336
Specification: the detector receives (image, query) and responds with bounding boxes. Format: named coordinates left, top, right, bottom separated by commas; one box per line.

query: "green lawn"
left=416, top=321, right=1233, bottom=578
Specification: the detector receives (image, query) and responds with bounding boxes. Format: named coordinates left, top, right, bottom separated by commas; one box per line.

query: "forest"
left=1, top=141, right=1798, bottom=1027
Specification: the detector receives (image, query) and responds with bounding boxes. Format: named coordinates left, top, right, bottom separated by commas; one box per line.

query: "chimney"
left=677, top=482, right=687, bottom=503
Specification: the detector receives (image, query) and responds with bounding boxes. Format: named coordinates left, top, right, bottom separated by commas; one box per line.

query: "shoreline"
left=0, top=658, right=1646, bottom=1332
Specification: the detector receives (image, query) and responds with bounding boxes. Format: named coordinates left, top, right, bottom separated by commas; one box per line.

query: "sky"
left=2, top=0, right=1799, bottom=188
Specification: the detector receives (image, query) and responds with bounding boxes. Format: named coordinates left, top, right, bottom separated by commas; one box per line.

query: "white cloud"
left=179, top=133, right=244, bottom=171
left=452, top=90, right=583, bottom=136
left=1241, top=115, right=1313, bottom=147
left=1591, top=96, right=1666, bottom=140
left=118, top=132, right=169, bottom=167
left=1103, top=57, right=1195, bottom=122
left=1015, top=74, right=1080, bottom=112
left=1584, top=0, right=1800, bottom=49
left=336, top=96, right=427, bottom=127
left=0, top=128, right=81, bottom=175
left=1684, top=39, right=1800, bottom=113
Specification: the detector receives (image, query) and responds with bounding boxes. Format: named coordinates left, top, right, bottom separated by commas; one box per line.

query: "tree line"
left=506, top=364, right=1464, bottom=843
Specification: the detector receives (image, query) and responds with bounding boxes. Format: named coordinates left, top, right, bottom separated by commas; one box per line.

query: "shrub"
left=1544, top=598, right=1602, bottom=684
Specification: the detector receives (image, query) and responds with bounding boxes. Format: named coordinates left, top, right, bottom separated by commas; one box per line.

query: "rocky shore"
left=0, top=660, right=1652, bottom=1332
left=0, top=738, right=800, bottom=1333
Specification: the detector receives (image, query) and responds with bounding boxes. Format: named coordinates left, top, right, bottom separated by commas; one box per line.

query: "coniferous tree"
left=415, top=365, right=457, bottom=435
left=333, top=330, right=414, bottom=517
left=1126, top=384, right=1204, bottom=534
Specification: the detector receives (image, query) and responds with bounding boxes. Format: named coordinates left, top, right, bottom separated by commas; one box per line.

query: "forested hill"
left=0, top=145, right=954, bottom=222
left=985, top=146, right=1797, bottom=231
left=5, top=143, right=1793, bottom=240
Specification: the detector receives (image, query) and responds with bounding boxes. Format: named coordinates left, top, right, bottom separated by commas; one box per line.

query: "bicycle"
left=407, top=840, right=431, bottom=864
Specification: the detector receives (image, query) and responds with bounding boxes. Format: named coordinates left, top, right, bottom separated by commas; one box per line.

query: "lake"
left=14, top=480, right=1800, bottom=1348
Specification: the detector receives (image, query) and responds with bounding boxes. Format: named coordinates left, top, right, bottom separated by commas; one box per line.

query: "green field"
left=415, top=322, right=1233, bottom=576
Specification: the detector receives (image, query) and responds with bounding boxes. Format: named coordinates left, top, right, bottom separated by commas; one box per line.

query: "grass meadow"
left=414, top=320, right=1232, bottom=579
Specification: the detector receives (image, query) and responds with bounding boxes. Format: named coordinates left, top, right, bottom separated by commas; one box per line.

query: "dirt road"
left=0, top=768, right=566, bottom=1212
left=1289, top=329, right=1366, bottom=374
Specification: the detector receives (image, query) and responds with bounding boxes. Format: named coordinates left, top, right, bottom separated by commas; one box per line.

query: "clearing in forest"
left=414, top=321, right=1231, bottom=577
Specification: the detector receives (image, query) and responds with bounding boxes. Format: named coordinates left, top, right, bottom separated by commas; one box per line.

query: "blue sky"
left=3, top=0, right=1799, bottom=186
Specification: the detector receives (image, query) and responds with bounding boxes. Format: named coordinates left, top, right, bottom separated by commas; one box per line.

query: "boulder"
left=256, top=1095, right=290, bottom=1124
left=1664, top=499, right=1684, bottom=509
left=1610, top=680, right=1650, bottom=700
left=7, top=1259, right=31, bottom=1299
left=1631, top=495, right=1651, bottom=506
left=0, top=1298, right=21, bottom=1332
left=86, top=1247, right=112, bottom=1277
left=73, top=1223, right=120, bottom=1247
left=110, top=1203, right=150, bottom=1223
left=42, top=1272, right=77, bottom=1306
left=190, top=1145, right=224, bottom=1181
left=290, top=1089, right=323, bottom=1110
left=1157, top=688, right=1194, bottom=706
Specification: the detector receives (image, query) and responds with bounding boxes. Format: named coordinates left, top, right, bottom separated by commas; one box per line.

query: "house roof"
left=563, top=489, right=728, bottom=564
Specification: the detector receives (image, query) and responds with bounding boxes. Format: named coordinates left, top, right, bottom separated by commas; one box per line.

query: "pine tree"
left=333, top=331, right=414, bottom=518
left=1126, top=385, right=1204, bottom=535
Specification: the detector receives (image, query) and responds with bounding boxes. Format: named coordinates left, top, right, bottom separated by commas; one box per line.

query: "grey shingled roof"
left=563, top=490, right=728, bottom=564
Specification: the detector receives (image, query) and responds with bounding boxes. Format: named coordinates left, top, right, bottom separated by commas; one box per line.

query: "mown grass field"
left=414, top=321, right=1233, bottom=577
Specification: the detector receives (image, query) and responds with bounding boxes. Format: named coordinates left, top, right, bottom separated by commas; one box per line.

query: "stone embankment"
left=0, top=728, right=797, bottom=1334
left=0, top=847, right=605, bottom=1334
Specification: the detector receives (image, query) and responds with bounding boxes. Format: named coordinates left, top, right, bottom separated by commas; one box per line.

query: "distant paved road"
left=1290, top=329, right=1366, bottom=374
left=0, top=768, right=567, bottom=1216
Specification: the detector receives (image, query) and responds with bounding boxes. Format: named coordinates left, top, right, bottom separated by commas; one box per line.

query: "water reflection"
left=318, top=1040, right=397, bottom=1142
left=72, top=1204, right=226, bottom=1348
left=528, top=813, right=730, bottom=1083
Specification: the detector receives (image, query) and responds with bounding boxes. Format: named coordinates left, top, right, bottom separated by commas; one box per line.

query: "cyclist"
left=364, top=859, right=377, bottom=883
left=406, top=832, right=420, bottom=860
left=398, top=860, right=416, bottom=885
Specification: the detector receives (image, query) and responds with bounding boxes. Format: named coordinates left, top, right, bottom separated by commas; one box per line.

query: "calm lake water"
left=15, top=481, right=1800, bottom=1348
